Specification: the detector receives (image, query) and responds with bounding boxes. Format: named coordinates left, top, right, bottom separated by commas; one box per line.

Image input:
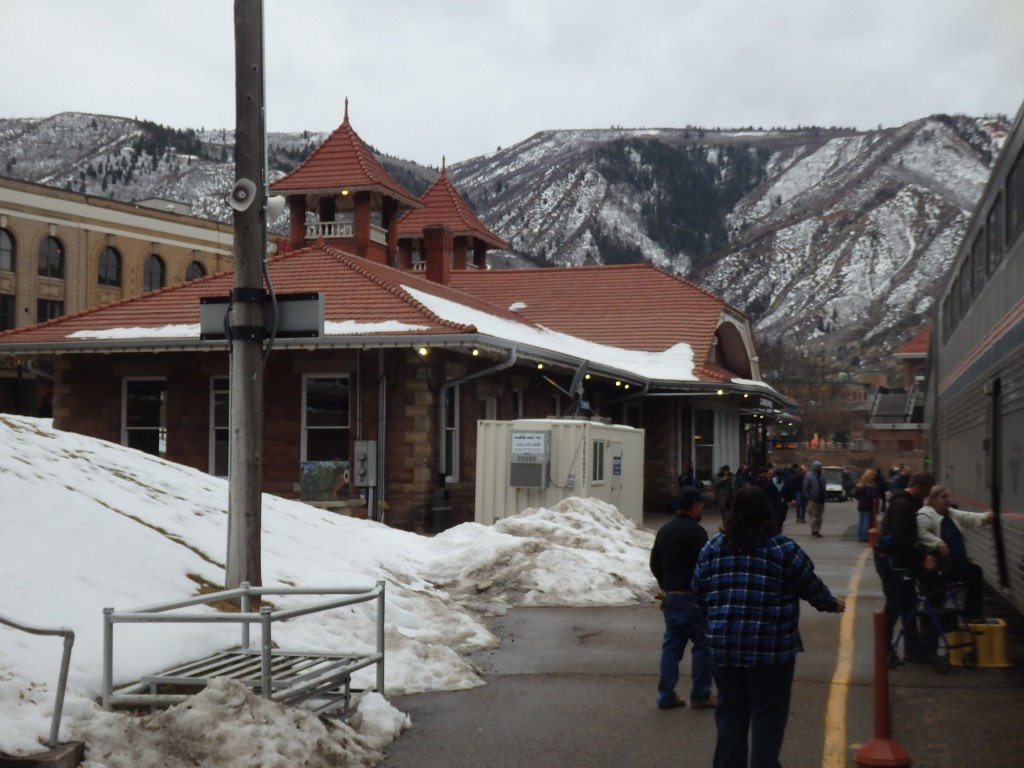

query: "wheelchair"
left=888, top=568, right=979, bottom=674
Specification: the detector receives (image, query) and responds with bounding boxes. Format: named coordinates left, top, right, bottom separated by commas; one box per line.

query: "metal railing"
left=303, top=221, right=388, bottom=245
left=0, top=612, right=75, bottom=747
left=102, top=581, right=385, bottom=713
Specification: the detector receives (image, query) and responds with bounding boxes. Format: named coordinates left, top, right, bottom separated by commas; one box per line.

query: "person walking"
left=714, top=465, right=737, bottom=514
left=802, top=461, right=827, bottom=537
left=650, top=487, right=715, bottom=710
left=852, top=469, right=878, bottom=543
left=789, top=463, right=807, bottom=523
left=692, top=486, right=845, bottom=768
left=758, top=466, right=793, bottom=531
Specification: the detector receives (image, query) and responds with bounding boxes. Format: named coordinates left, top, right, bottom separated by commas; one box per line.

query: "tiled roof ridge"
left=457, top=261, right=726, bottom=303
left=316, top=243, right=477, bottom=333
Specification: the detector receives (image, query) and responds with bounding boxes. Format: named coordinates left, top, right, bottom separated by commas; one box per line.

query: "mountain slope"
left=1, top=111, right=1007, bottom=370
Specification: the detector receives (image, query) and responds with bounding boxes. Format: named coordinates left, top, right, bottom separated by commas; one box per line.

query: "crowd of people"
left=660, top=460, right=993, bottom=766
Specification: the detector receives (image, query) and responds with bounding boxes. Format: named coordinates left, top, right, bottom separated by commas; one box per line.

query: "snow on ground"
left=0, top=415, right=657, bottom=765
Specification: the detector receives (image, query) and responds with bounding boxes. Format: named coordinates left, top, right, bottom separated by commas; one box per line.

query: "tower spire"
left=344, top=96, right=349, bottom=123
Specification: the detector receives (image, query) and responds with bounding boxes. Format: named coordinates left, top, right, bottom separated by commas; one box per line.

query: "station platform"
left=382, top=501, right=1024, bottom=767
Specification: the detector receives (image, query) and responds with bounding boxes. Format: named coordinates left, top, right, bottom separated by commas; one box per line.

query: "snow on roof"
left=403, top=283, right=696, bottom=380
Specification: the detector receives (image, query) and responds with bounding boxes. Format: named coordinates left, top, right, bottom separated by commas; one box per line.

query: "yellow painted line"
left=823, top=545, right=871, bottom=768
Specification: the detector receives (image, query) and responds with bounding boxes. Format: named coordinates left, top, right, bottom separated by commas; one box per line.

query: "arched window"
left=0, top=228, right=14, bottom=272
left=185, top=260, right=207, bottom=281
left=98, top=246, right=122, bottom=287
left=143, top=254, right=165, bottom=292
left=37, top=236, right=64, bottom=279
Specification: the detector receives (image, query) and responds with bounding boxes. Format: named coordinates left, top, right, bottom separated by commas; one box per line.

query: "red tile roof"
left=450, top=263, right=725, bottom=362
left=0, top=245, right=509, bottom=348
left=395, top=166, right=509, bottom=250
left=893, top=325, right=931, bottom=358
left=268, top=103, right=420, bottom=209
left=0, top=253, right=759, bottom=393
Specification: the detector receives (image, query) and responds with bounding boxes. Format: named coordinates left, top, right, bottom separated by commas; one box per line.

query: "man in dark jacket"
left=650, top=487, right=715, bottom=710
left=758, top=466, right=794, bottom=530
left=874, top=471, right=937, bottom=660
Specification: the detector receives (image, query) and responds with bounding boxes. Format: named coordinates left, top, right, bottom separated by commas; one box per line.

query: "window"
left=443, top=384, right=459, bottom=481
left=1007, top=149, right=1024, bottom=246
left=143, top=254, right=165, bottom=292
left=971, top=231, right=986, bottom=297
left=478, top=395, right=496, bottom=420
left=37, top=236, right=64, bottom=278
left=185, top=260, right=207, bottom=281
left=123, top=379, right=167, bottom=457
left=210, top=376, right=229, bottom=476
left=36, top=299, right=64, bottom=322
left=623, top=403, right=642, bottom=428
left=302, top=375, right=350, bottom=461
left=511, top=388, right=524, bottom=419
left=592, top=439, right=606, bottom=483
left=98, top=246, right=122, bottom=287
left=958, top=262, right=971, bottom=315
left=0, top=293, right=14, bottom=331
left=693, top=408, right=716, bottom=484
left=986, top=194, right=1004, bottom=275
left=0, top=228, right=14, bottom=272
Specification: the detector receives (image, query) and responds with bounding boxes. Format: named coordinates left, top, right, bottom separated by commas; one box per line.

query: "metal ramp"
left=103, top=582, right=385, bottom=718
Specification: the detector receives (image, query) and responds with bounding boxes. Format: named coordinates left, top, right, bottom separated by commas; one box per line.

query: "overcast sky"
left=3, top=0, right=1022, bottom=166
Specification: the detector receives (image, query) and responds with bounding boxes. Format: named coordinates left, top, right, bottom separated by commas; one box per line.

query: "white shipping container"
left=474, top=418, right=645, bottom=525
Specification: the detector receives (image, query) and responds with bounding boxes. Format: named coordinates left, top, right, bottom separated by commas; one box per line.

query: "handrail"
left=102, top=581, right=385, bottom=711
left=0, top=612, right=75, bottom=748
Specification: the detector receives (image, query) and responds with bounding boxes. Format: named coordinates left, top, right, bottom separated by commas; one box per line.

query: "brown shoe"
left=691, top=694, right=716, bottom=710
left=657, top=696, right=686, bottom=710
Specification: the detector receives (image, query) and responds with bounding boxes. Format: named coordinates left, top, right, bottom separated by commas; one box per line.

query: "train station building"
left=0, top=108, right=792, bottom=529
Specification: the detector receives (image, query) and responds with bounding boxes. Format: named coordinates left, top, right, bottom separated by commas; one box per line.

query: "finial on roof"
left=344, top=97, right=349, bottom=123
left=441, top=156, right=446, bottom=175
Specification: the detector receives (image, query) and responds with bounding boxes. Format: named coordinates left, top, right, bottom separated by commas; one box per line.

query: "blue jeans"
left=857, top=508, right=871, bottom=542
left=711, top=659, right=795, bottom=768
left=657, top=594, right=712, bottom=706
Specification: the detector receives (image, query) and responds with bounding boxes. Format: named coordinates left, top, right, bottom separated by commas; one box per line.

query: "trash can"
left=430, top=484, right=452, bottom=533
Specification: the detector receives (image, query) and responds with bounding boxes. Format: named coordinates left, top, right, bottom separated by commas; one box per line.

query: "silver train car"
left=927, top=102, right=1024, bottom=617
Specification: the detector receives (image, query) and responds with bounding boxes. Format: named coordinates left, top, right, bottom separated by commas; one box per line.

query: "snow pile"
left=0, top=415, right=657, bottom=765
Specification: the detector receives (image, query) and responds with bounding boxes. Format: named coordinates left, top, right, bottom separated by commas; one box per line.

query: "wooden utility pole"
left=226, top=0, right=266, bottom=588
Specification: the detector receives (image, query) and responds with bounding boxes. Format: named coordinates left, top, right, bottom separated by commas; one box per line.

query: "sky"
left=2, top=0, right=1022, bottom=166
left=0, top=414, right=658, bottom=764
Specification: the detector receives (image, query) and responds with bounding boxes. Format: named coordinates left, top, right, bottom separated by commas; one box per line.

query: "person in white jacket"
left=916, top=485, right=994, bottom=621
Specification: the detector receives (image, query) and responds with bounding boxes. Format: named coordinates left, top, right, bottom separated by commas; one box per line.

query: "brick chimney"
left=423, top=225, right=453, bottom=285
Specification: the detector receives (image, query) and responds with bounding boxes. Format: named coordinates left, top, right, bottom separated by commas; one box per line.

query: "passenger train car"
left=927, top=102, right=1024, bottom=617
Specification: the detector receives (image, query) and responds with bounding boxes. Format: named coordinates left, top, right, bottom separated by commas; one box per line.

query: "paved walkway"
left=382, top=503, right=1024, bottom=767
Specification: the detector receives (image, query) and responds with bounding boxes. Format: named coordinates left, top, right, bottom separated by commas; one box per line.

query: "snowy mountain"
left=1, top=111, right=1007, bottom=371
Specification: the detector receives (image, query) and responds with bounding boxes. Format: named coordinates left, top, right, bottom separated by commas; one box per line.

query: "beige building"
left=0, top=176, right=234, bottom=413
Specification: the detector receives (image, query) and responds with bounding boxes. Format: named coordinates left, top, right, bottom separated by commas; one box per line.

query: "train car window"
left=946, top=280, right=954, bottom=333
left=986, top=193, right=1003, bottom=275
left=958, top=261, right=971, bottom=313
left=971, top=231, right=986, bottom=296
left=1008, top=149, right=1024, bottom=245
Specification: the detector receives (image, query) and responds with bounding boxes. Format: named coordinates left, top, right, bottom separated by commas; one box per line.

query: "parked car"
left=823, top=466, right=847, bottom=502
